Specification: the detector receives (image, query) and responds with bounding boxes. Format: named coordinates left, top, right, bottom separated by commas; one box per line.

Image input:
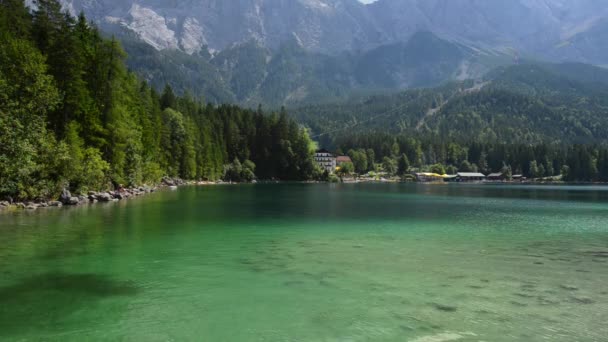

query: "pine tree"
left=0, top=0, right=32, bottom=38
left=397, top=154, right=410, bottom=175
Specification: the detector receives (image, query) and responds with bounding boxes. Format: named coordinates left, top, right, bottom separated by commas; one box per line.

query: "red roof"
left=336, top=156, right=352, bottom=163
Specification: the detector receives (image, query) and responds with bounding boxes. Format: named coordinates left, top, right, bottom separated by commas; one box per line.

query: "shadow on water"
left=0, top=272, right=139, bottom=335
left=0, top=272, right=139, bottom=299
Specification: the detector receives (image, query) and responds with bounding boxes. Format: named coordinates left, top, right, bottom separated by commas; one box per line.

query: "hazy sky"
left=359, top=0, right=378, bottom=3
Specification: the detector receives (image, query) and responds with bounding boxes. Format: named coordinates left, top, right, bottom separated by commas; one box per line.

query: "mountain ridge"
left=37, top=0, right=608, bottom=106
left=51, top=0, right=608, bottom=65
left=121, top=30, right=497, bottom=107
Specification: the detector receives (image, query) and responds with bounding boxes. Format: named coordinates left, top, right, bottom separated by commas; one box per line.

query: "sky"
left=359, top=0, right=379, bottom=3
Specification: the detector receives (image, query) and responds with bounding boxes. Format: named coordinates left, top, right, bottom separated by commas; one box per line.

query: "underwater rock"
left=510, top=301, right=528, bottom=307
left=513, top=292, right=535, bottom=298
left=410, top=332, right=467, bottom=342
left=431, top=303, right=458, bottom=312
left=570, top=296, right=594, bottom=304
left=283, top=281, right=305, bottom=287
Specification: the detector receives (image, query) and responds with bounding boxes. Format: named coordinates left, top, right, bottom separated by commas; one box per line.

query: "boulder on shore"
left=162, top=177, right=176, bottom=186
left=98, top=193, right=113, bottom=202
left=48, top=201, right=62, bottom=207
left=59, top=189, right=80, bottom=205
left=59, top=189, right=72, bottom=204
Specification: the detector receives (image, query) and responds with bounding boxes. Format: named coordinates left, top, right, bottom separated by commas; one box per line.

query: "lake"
left=1, top=184, right=607, bottom=341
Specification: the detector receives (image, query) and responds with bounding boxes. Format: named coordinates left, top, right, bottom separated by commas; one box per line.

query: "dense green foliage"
left=0, top=0, right=316, bottom=200
left=327, top=134, right=608, bottom=182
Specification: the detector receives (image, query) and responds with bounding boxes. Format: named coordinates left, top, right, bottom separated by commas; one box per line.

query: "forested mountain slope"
left=294, top=63, right=608, bottom=146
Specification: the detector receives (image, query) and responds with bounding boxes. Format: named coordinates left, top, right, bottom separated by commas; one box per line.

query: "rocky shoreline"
left=0, top=186, right=159, bottom=212
left=0, top=177, right=189, bottom=212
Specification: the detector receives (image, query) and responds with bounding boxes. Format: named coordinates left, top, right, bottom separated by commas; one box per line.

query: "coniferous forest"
left=0, top=0, right=316, bottom=200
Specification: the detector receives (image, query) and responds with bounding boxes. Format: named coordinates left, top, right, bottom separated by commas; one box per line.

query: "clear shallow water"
left=1, top=184, right=608, bottom=341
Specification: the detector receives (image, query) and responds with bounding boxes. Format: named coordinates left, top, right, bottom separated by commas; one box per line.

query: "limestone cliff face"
left=56, top=0, right=378, bottom=54
left=54, top=0, right=608, bottom=64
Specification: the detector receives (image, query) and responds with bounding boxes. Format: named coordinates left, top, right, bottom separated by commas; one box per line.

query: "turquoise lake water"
left=1, top=184, right=607, bottom=341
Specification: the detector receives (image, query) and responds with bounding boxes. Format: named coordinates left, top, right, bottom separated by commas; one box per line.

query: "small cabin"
left=487, top=173, right=506, bottom=181
left=455, top=172, right=486, bottom=182
left=512, top=174, right=526, bottom=182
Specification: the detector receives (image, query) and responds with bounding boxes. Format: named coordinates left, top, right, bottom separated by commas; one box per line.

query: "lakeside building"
left=487, top=173, right=507, bottom=181
left=314, top=149, right=336, bottom=173
left=336, top=156, right=353, bottom=166
left=454, top=172, right=487, bottom=182
left=512, top=174, right=526, bottom=182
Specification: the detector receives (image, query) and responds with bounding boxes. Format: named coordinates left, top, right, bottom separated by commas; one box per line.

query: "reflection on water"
left=0, top=184, right=607, bottom=341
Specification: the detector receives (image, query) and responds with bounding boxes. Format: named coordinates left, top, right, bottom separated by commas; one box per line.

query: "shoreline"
left=0, top=185, right=161, bottom=213
left=3, top=179, right=607, bottom=213
left=0, top=178, right=219, bottom=213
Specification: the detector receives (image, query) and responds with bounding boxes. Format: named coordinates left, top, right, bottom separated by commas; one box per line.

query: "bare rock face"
left=126, top=4, right=180, bottom=51
left=56, top=0, right=378, bottom=54
left=54, top=0, right=608, bottom=65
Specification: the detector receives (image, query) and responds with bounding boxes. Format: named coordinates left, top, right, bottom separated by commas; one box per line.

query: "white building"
left=314, top=149, right=336, bottom=173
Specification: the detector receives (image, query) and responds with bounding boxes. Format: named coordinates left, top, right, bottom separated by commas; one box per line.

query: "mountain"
left=293, top=62, right=608, bottom=145
left=52, top=0, right=378, bottom=54
left=121, top=31, right=495, bottom=107
left=45, top=0, right=608, bottom=105
left=367, top=0, right=608, bottom=64
left=55, top=0, right=608, bottom=63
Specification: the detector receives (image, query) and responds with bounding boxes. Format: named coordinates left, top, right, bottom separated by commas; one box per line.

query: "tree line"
left=331, top=133, right=608, bottom=182
left=0, top=0, right=317, bottom=200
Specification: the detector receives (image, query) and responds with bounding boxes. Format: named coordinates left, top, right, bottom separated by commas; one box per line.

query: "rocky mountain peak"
left=51, top=0, right=608, bottom=65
